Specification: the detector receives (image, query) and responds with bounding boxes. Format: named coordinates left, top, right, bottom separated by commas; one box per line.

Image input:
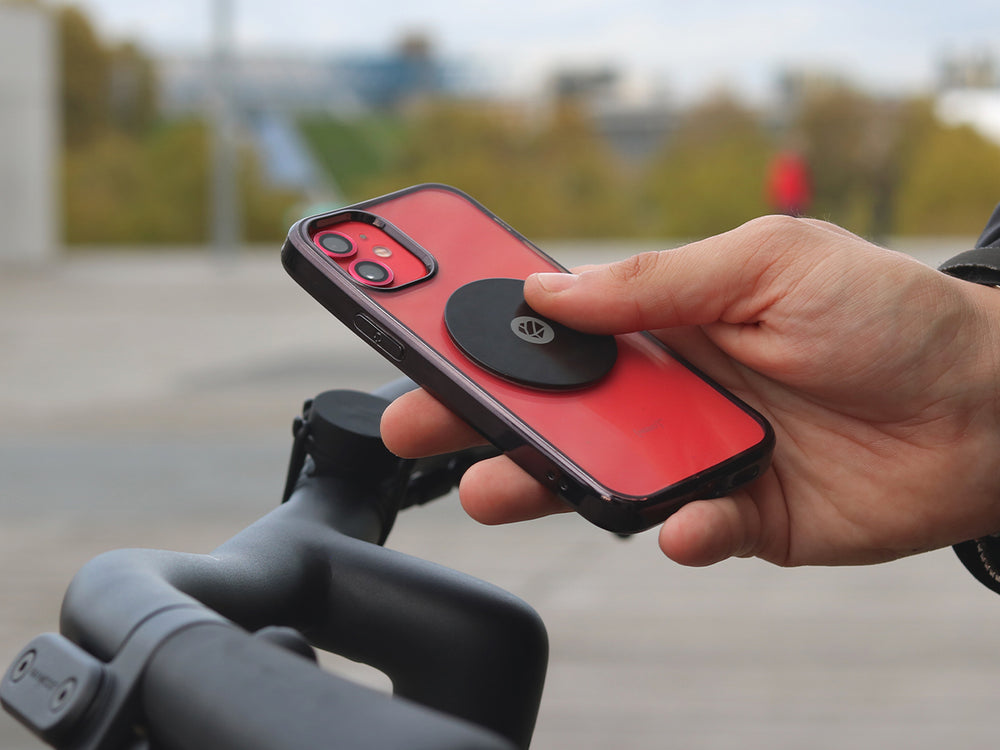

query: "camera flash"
left=373, top=246, right=393, bottom=258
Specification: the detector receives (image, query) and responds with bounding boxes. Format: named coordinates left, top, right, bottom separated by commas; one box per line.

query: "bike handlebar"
left=141, top=622, right=516, bottom=750
left=2, top=382, right=547, bottom=750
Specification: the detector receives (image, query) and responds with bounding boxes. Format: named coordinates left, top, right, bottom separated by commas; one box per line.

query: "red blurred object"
left=767, top=151, right=812, bottom=216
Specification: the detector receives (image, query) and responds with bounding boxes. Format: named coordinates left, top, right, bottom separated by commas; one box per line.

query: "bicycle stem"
left=47, top=386, right=546, bottom=749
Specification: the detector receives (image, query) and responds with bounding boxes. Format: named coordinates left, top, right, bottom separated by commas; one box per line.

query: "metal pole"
left=210, top=0, right=238, bottom=255
left=0, top=4, right=58, bottom=262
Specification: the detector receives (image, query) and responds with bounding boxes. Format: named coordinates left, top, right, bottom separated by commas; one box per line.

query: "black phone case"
left=282, top=184, right=774, bottom=533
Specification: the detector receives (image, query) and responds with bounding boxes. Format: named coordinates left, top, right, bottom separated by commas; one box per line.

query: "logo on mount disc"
left=510, top=316, right=555, bottom=345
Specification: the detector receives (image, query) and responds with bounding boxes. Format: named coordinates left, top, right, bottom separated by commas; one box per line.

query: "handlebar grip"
left=141, top=622, right=516, bottom=750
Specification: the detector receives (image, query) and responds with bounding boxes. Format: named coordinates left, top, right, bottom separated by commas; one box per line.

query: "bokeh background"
left=1, top=1, right=999, bottom=748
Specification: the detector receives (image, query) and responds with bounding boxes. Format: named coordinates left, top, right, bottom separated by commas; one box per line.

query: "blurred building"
left=157, top=35, right=453, bottom=196
left=935, top=51, right=1000, bottom=146
left=340, top=33, right=446, bottom=111
left=546, top=67, right=675, bottom=163
left=0, top=3, right=58, bottom=261
left=160, top=53, right=361, bottom=117
left=158, top=35, right=451, bottom=117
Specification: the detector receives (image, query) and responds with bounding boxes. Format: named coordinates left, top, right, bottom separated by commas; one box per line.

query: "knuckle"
left=606, top=250, right=668, bottom=286
left=742, top=214, right=808, bottom=245
left=601, top=250, right=672, bottom=330
left=734, top=214, right=827, bottom=269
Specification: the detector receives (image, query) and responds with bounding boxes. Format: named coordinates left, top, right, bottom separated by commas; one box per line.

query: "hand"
left=381, top=216, right=1000, bottom=567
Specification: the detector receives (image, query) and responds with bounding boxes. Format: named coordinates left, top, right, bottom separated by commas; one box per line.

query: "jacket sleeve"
left=938, top=204, right=1000, bottom=284
left=944, top=203, right=1000, bottom=594
left=976, top=203, right=1000, bottom=248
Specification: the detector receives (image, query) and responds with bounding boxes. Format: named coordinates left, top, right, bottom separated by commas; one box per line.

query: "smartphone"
left=282, top=183, right=773, bottom=534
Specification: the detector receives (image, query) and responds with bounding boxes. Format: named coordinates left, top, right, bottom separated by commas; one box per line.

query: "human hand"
left=381, top=216, right=1000, bottom=567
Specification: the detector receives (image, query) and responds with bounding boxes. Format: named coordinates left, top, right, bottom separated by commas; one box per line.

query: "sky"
left=63, top=0, right=1000, bottom=102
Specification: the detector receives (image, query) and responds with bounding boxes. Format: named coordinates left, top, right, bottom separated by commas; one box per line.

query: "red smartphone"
left=281, top=184, right=773, bottom=534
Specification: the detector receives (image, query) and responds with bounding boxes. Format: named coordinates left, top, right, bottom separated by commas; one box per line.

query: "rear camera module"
left=350, top=259, right=394, bottom=287
left=316, top=231, right=356, bottom=258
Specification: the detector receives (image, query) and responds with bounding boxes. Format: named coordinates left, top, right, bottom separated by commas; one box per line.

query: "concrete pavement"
left=1, top=239, right=997, bottom=749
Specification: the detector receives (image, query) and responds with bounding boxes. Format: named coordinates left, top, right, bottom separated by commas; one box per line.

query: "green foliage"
left=301, top=89, right=1000, bottom=241
left=63, top=121, right=206, bottom=243
left=298, top=115, right=407, bottom=200
left=331, top=100, right=631, bottom=239
left=54, top=5, right=302, bottom=245
left=893, top=121, right=1000, bottom=235
left=58, top=5, right=110, bottom=148
left=790, top=85, right=911, bottom=237
left=57, top=5, right=158, bottom=147
left=239, top=152, right=306, bottom=243
left=64, top=119, right=303, bottom=244
left=515, top=104, right=632, bottom=238
left=788, top=88, right=1000, bottom=238
left=50, top=1, right=1000, bottom=244
left=106, top=41, right=158, bottom=136
left=641, top=95, right=772, bottom=237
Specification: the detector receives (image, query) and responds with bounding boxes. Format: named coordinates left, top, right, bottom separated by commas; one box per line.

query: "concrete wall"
left=0, top=4, right=58, bottom=262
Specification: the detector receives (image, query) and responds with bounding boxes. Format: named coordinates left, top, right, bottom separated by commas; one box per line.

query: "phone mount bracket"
left=444, top=278, right=617, bottom=390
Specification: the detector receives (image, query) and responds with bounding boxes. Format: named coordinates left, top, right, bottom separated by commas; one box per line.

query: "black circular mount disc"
left=444, top=278, right=617, bottom=390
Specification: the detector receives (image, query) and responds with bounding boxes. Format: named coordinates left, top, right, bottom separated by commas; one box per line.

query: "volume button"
left=353, top=314, right=405, bottom=361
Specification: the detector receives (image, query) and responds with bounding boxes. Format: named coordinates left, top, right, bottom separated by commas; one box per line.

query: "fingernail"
left=532, top=272, right=578, bottom=293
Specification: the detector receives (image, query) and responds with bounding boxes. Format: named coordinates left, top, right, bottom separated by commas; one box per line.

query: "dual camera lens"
left=350, top=260, right=393, bottom=286
left=315, top=230, right=394, bottom=287
left=317, top=231, right=355, bottom=257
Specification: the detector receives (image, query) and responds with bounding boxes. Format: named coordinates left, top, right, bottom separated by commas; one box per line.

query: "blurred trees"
left=354, top=100, right=631, bottom=238
left=64, top=113, right=300, bottom=244
left=305, top=85, right=1000, bottom=242
left=789, top=86, right=1000, bottom=238
left=299, top=115, right=407, bottom=200
left=59, top=6, right=156, bottom=147
left=55, top=4, right=300, bottom=244
left=640, top=94, right=772, bottom=238
left=892, top=111, right=1000, bottom=234
left=64, top=122, right=205, bottom=243
left=42, top=3, right=1000, bottom=244
left=59, top=6, right=112, bottom=148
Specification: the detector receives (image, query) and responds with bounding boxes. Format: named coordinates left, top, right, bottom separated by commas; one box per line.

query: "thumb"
left=524, top=218, right=811, bottom=334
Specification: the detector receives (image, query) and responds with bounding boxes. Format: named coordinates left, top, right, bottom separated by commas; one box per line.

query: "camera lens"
left=350, top=259, right=394, bottom=287
left=317, top=231, right=356, bottom=257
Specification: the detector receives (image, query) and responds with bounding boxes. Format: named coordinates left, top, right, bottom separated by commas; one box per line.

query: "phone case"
left=282, top=184, right=774, bottom=533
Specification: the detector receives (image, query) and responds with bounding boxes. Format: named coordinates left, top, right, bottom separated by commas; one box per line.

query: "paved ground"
left=1, top=238, right=998, bottom=749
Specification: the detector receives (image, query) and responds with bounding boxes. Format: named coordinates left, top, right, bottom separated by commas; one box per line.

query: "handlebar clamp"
left=2, top=607, right=228, bottom=749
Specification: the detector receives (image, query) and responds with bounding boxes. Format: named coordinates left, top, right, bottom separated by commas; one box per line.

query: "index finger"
left=380, top=387, right=486, bottom=458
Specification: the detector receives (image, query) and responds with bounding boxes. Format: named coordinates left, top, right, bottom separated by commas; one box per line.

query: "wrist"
left=940, top=246, right=1000, bottom=591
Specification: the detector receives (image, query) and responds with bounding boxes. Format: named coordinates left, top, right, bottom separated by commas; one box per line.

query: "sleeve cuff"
left=955, top=537, right=1000, bottom=595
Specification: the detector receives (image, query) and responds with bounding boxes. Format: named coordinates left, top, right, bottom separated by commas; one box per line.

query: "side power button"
left=353, top=314, right=405, bottom=361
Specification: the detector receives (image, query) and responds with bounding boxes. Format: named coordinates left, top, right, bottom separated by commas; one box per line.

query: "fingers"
left=459, top=455, right=569, bottom=524
left=381, top=390, right=568, bottom=524
left=657, top=493, right=764, bottom=566
left=523, top=215, right=850, bottom=335
left=380, top=388, right=485, bottom=458
left=383, top=387, right=771, bottom=561
left=525, top=250, right=709, bottom=334
left=461, top=457, right=769, bottom=562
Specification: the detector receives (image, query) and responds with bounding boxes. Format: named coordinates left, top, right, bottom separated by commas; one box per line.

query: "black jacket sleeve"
left=977, top=203, right=1000, bottom=248
left=938, top=203, right=1000, bottom=284
left=943, top=204, right=1000, bottom=594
